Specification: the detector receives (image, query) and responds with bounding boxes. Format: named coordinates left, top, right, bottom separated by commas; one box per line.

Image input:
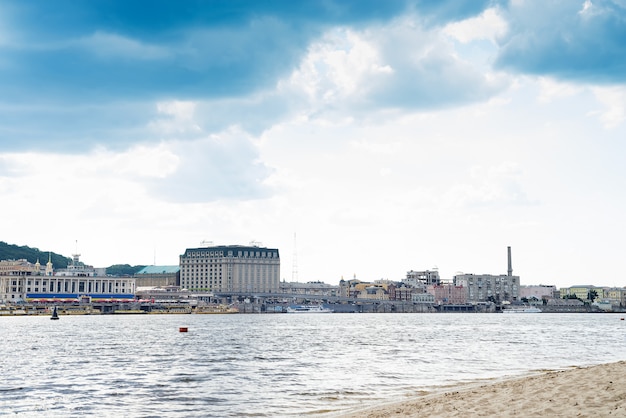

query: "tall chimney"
left=507, top=246, right=512, bottom=276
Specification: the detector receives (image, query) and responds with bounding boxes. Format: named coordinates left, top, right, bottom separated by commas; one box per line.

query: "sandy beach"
left=342, top=361, right=626, bottom=417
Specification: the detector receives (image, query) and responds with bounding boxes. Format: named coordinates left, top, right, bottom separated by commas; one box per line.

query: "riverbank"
left=341, top=361, right=626, bottom=417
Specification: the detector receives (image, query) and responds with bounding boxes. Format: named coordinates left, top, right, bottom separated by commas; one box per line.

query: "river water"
left=1, top=313, right=625, bottom=417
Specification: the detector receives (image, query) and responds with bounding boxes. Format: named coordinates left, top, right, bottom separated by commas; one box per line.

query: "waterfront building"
left=54, top=253, right=95, bottom=277
left=1, top=256, right=135, bottom=302
left=560, top=285, right=599, bottom=301
left=403, top=269, right=441, bottom=291
left=519, top=285, right=558, bottom=301
left=179, top=244, right=280, bottom=292
left=453, top=273, right=520, bottom=303
left=279, top=280, right=339, bottom=297
left=358, top=285, right=389, bottom=300
left=603, top=287, right=626, bottom=308
left=427, top=284, right=468, bottom=305
left=411, top=292, right=435, bottom=304
left=0, top=259, right=39, bottom=301
left=134, top=265, right=180, bottom=288
left=339, top=278, right=392, bottom=299
left=387, top=283, right=416, bottom=301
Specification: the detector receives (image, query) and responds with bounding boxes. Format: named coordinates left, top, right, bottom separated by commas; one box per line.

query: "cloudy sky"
left=1, top=0, right=625, bottom=288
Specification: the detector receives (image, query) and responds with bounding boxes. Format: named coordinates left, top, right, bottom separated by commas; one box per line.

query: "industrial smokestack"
left=507, top=246, right=512, bottom=276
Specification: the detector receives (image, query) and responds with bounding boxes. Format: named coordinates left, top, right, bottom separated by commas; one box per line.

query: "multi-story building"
left=0, top=259, right=39, bottom=301
left=179, top=244, right=280, bottom=293
left=454, top=273, right=519, bottom=303
left=1, top=256, right=135, bottom=302
left=403, top=269, right=441, bottom=291
left=427, top=284, right=468, bottom=305
left=603, top=287, right=626, bottom=308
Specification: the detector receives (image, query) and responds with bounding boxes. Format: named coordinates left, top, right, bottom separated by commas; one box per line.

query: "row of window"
left=183, top=250, right=279, bottom=259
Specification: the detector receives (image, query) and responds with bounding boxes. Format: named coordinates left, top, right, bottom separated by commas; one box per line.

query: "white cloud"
left=282, top=27, right=393, bottom=110
left=443, top=8, right=508, bottom=44
left=442, top=162, right=533, bottom=209
left=148, top=100, right=202, bottom=136
left=537, top=77, right=582, bottom=103
left=280, top=15, right=508, bottom=117
left=589, top=86, right=626, bottom=128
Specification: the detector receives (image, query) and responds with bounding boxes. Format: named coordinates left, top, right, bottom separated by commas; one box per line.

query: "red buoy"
left=179, top=327, right=188, bottom=332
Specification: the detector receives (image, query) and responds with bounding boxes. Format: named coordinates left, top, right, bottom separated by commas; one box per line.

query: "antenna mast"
left=292, top=232, right=298, bottom=282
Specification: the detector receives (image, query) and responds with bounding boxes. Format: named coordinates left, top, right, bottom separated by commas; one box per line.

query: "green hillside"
left=0, top=241, right=70, bottom=268
left=0, top=241, right=147, bottom=275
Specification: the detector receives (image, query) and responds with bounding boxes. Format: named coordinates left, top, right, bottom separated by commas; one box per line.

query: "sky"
left=1, top=0, right=626, bottom=288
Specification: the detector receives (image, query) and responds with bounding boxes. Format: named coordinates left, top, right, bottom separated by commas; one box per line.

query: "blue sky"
left=1, top=0, right=625, bottom=288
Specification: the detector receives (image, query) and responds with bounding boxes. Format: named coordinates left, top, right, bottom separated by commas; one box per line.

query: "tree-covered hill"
left=106, top=264, right=146, bottom=276
left=0, top=242, right=146, bottom=275
left=0, top=241, right=70, bottom=268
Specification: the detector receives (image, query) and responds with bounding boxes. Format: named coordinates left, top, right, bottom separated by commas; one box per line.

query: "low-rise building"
left=519, top=285, right=558, bottom=301
left=427, top=284, right=468, bottom=305
left=412, top=292, right=435, bottom=304
left=134, top=265, right=180, bottom=288
left=560, top=285, right=599, bottom=301
left=279, top=280, right=339, bottom=296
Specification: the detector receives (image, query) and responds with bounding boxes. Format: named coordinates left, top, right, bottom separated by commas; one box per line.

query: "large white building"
left=0, top=255, right=135, bottom=303
left=180, top=244, right=280, bottom=293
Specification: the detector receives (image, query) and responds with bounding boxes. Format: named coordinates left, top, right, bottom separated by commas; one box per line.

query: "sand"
left=341, top=361, right=626, bottom=417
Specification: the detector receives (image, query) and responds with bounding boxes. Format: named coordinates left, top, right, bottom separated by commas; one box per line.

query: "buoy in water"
left=179, top=327, right=188, bottom=332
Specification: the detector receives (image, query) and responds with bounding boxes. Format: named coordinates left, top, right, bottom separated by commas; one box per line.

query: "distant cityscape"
left=1, top=243, right=625, bottom=314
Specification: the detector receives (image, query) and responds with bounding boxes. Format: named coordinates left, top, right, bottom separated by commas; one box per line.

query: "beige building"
left=603, top=287, right=626, bottom=308
left=0, top=259, right=39, bottom=301
left=180, top=244, right=280, bottom=292
left=560, top=285, right=599, bottom=301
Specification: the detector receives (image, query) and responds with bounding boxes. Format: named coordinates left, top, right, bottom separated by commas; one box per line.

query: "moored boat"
left=502, top=305, right=542, bottom=313
left=286, top=304, right=333, bottom=313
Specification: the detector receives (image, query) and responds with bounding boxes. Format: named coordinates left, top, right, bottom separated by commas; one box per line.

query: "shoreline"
left=340, top=361, right=626, bottom=417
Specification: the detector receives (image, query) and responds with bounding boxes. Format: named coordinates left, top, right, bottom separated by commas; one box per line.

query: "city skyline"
left=1, top=1, right=625, bottom=288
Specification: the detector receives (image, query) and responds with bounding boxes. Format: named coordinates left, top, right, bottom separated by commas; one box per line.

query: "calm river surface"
left=1, top=313, right=626, bottom=417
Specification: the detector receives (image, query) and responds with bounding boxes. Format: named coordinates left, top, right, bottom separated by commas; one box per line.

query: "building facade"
left=560, top=285, right=599, bottom=301
left=179, top=245, right=280, bottom=293
left=603, top=287, right=626, bottom=308
left=279, top=280, right=339, bottom=297
left=1, top=257, right=135, bottom=302
left=519, top=285, right=558, bottom=300
left=427, top=284, right=468, bottom=305
left=453, top=273, right=520, bottom=303
left=0, top=259, right=39, bottom=301
left=403, top=269, right=441, bottom=290
left=135, top=265, right=180, bottom=288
